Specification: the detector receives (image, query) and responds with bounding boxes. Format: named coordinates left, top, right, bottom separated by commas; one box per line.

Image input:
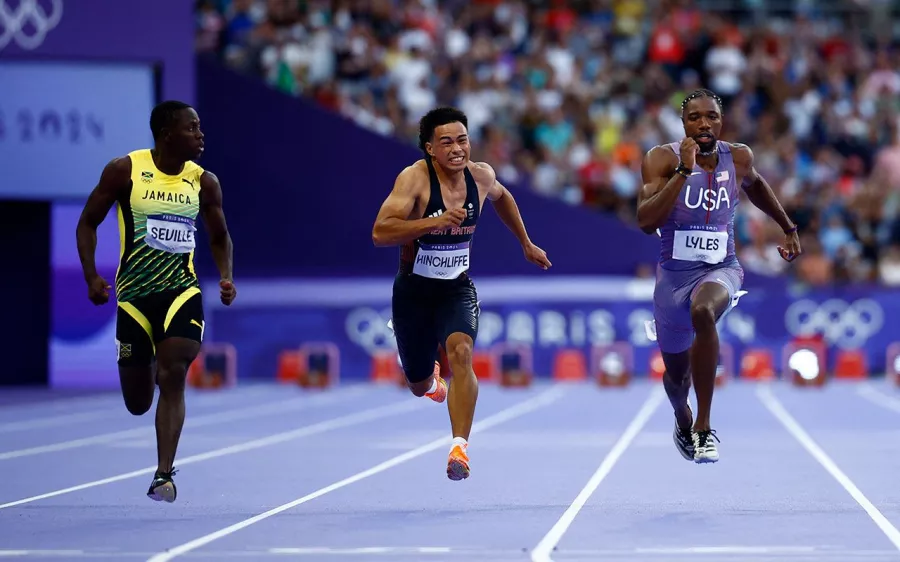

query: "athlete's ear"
left=425, top=142, right=434, bottom=158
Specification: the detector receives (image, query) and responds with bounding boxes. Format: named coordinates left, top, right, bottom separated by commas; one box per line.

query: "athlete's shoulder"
left=126, top=148, right=151, bottom=158
left=724, top=142, right=753, bottom=164
left=104, top=154, right=134, bottom=177
left=467, top=161, right=496, bottom=184
left=405, top=159, right=429, bottom=174
left=724, top=141, right=751, bottom=153
left=394, top=160, right=429, bottom=186
left=199, top=169, right=219, bottom=188
left=184, top=158, right=205, bottom=178
left=648, top=141, right=680, bottom=155
left=110, top=154, right=134, bottom=168
left=124, top=148, right=152, bottom=165
left=89, top=155, right=133, bottom=198
left=643, top=143, right=679, bottom=163
left=119, top=148, right=161, bottom=178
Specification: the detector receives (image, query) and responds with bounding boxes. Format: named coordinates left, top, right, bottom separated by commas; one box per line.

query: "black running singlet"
left=399, top=159, right=480, bottom=279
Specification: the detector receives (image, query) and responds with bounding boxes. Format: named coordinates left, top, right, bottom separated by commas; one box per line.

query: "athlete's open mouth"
left=449, top=156, right=465, bottom=164
left=696, top=134, right=714, bottom=141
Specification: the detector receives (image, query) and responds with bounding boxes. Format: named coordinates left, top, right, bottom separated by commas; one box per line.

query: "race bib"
left=145, top=214, right=197, bottom=254
left=672, top=227, right=728, bottom=264
left=413, top=242, right=470, bottom=279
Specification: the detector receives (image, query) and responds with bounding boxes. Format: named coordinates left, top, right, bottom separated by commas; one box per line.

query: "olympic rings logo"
left=0, top=0, right=63, bottom=52
left=344, top=307, right=397, bottom=354
left=784, top=298, right=884, bottom=349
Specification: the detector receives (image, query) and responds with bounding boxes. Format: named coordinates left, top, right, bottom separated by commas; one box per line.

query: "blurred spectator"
left=198, top=0, right=900, bottom=286
left=878, top=244, right=900, bottom=285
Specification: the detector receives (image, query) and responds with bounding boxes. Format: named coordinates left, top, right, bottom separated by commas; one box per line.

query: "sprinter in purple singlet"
left=638, top=90, right=801, bottom=463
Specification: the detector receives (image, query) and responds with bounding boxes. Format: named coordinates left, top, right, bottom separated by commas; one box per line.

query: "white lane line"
left=856, top=383, right=900, bottom=415
left=530, top=384, right=665, bottom=562
left=757, top=384, right=900, bottom=551
left=0, top=387, right=367, bottom=460
left=0, top=396, right=426, bottom=510
left=145, top=386, right=568, bottom=562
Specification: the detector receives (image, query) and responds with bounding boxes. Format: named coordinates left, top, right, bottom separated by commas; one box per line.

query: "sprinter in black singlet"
left=372, top=107, right=551, bottom=480
left=76, top=100, right=236, bottom=503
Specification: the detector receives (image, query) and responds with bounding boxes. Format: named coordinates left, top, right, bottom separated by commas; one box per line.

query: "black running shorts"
left=391, top=273, right=480, bottom=384
left=115, top=287, right=205, bottom=366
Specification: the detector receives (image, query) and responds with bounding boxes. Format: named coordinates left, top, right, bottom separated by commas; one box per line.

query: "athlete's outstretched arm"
left=484, top=170, right=529, bottom=243
left=76, top=156, right=130, bottom=304
left=636, top=145, right=685, bottom=234
left=481, top=163, right=551, bottom=269
left=733, top=144, right=793, bottom=230
left=199, top=171, right=236, bottom=304
left=372, top=165, right=457, bottom=247
left=732, top=144, right=801, bottom=261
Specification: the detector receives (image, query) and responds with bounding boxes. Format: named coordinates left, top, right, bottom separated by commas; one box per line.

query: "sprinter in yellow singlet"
left=76, top=101, right=236, bottom=503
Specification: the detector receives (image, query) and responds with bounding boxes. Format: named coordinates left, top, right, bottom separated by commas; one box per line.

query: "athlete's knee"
left=408, top=379, right=432, bottom=397
left=155, top=338, right=199, bottom=395
left=446, top=337, right=473, bottom=368
left=663, top=369, right=691, bottom=392
left=690, top=301, right=717, bottom=331
left=122, top=377, right=153, bottom=415
left=661, top=351, right=691, bottom=383
left=118, top=365, right=154, bottom=415
left=156, top=363, right=188, bottom=395
left=123, top=394, right=153, bottom=416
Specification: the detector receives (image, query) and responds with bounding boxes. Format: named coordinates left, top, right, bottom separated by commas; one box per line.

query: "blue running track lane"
left=1, top=380, right=900, bottom=562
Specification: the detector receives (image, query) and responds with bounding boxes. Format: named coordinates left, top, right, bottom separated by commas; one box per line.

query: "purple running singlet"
left=653, top=140, right=745, bottom=354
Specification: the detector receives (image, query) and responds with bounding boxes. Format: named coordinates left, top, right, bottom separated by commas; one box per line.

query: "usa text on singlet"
left=658, top=141, right=740, bottom=269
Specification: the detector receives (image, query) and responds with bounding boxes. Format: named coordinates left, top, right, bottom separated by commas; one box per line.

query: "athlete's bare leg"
left=661, top=351, right=692, bottom=430
left=154, top=337, right=200, bottom=474
left=408, top=378, right=434, bottom=396
left=688, top=282, right=731, bottom=433
left=441, top=331, right=476, bottom=480
left=119, top=363, right=155, bottom=416
left=445, top=331, right=478, bottom=440
left=406, top=350, right=445, bottom=403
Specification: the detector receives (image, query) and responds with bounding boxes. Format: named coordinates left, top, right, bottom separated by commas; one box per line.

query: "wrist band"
left=784, top=225, right=798, bottom=234
left=675, top=163, right=691, bottom=178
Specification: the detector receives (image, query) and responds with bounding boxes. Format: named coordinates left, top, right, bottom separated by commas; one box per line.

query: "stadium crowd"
left=195, top=0, right=900, bottom=286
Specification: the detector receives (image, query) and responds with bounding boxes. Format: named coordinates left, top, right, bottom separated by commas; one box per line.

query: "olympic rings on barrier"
left=784, top=298, right=884, bottom=349
left=0, top=0, right=63, bottom=51
left=344, top=307, right=396, bottom=354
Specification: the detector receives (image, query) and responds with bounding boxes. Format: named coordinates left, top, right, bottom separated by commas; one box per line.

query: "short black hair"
left=150, top=100, right=193, bottom=140
left=681, top=89, right=723, bottom=116
left=418, top=106, right=468, bottom=154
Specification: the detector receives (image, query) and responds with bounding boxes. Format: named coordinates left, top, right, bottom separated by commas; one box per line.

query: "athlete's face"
left=682, top=97, right=722, bottom=155
left=167, top=108, right=205, bottom=161
left=427, top=122, right=469, bottom=172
